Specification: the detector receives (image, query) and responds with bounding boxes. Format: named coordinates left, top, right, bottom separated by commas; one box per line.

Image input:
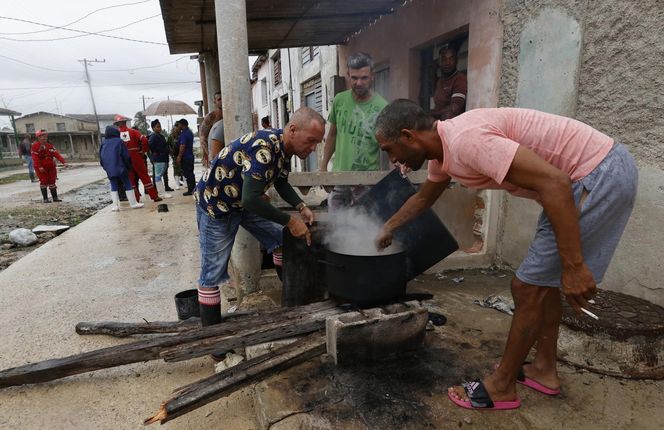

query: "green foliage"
left=133, top=111, right=148, bottom=135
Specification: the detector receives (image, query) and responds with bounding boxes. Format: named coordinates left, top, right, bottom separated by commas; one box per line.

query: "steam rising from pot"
left=323, top=206, right=402, bottom=256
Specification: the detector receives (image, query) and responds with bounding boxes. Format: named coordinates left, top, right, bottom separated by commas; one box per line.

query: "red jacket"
left=31, top=141, right=65, bottom=169
left=118, top=125, right=149, bottom=154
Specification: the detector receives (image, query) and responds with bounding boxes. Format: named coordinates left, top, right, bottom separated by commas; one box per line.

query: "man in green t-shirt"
left=321, top=52, right=388, bottom=210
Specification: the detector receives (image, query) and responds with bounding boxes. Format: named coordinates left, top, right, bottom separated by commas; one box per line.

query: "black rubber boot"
left=41, top=187, right=50, bottom=203
left=118, top=188, right=128, bottom=201
left=50, top=187, right=61, bottom=202
left=200, top=303, right=225, bottom=361
left=163, top=166, right=173, bottom=191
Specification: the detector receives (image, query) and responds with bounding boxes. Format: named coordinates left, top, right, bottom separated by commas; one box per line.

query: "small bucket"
left=174, top=289, right=200, bottom=321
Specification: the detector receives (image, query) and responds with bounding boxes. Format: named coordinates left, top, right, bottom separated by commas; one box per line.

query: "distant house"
left=0, top=127, right=17, bottom=158
left=67, top=114, right=117, bottom=135
left=14, top=112, right=102, bottom=160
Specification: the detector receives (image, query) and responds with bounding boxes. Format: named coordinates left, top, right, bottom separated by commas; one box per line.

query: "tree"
left=133, top=111, right=148, bottom=135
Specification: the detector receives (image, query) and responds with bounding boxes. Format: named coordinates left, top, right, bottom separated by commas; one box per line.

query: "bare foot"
left=522, top=362, right=561, bottom=390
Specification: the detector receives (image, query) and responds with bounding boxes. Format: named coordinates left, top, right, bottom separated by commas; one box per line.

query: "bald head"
left=283, top=107, right=325, bottom=159
left=286, top=106, right=325, bottom=130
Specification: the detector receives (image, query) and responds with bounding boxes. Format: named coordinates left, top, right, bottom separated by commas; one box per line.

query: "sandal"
left=448, top=380, right=521, bottom=410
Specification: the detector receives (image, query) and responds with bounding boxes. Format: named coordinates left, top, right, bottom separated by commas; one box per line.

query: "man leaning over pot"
left=373, top=99, right=637, bottom=411
left=194, top=107, right=324, bottom=335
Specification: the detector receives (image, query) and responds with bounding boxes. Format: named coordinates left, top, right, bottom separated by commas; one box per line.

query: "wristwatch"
left=295, top=202, right=307, bottom=212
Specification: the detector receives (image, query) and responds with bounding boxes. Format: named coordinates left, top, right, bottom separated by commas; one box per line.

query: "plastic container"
left=174, top=289, right=200, bottom=320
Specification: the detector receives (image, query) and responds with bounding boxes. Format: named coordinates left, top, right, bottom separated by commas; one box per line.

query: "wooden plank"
left=0, top=301, right=337, bottom=388
left=74, top=311, right=255, bottom=337
left=160, top=306, right=343, bottom=362
left=145, top=332, right=326, bottom=425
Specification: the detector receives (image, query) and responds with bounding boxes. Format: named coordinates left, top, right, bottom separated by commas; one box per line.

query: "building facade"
left=14, top=112, right=100, bottom=160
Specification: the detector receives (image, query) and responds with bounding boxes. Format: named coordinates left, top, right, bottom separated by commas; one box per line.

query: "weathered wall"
left=497, top=0, right=664, bottom=305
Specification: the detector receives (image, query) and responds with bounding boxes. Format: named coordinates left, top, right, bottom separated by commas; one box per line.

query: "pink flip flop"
left=448, top=380, right=521, bottom=410
left=494, top=363, right=561, bottom=396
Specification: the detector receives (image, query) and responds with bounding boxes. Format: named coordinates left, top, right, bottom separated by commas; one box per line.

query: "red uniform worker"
left=31, top=130, right=67, bottom=203
left=113, top=115, right=161, bottom=202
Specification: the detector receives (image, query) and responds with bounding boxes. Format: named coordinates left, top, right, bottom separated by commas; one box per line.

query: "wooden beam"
left=75, top=312, right=254, bottom=337
left=145, top=332, right=326, bottom=425
left=160, top=306, right=343, bottom=362
left=0, top=301, right=337, bottom=388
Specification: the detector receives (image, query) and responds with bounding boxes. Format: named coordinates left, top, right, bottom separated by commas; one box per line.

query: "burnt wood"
left=160, top=306, right=343, bottom=362
left=0, top=301, right=337, bottom=388
left=74, top=311, right=255, bottom=337
left=145, top=333, right=326, bottom=425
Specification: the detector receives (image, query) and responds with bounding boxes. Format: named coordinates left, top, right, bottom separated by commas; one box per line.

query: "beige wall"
left=341, top=0, right=503, bottom=110
left=15, top=115, right=96, bottom=134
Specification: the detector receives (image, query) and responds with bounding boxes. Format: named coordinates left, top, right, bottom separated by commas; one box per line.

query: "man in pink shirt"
left=374, top=99, right=637, bottom=410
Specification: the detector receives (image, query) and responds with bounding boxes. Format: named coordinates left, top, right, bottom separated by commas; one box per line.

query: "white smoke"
left=323, top=206, right=402, bottom=256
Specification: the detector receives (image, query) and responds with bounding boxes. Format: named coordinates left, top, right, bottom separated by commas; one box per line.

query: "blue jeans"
left=23, top=155, right=34, bottom=177
left=196, top=205, right=283, bottom=288
left=153, top=162, right=167, bottom=181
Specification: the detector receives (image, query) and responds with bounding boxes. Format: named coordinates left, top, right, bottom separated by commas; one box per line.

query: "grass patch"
left=0, top=173, right=30, bottom=185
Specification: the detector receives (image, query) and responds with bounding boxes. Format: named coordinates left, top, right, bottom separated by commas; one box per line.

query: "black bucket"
left=174, top=289, right=200, bottom=321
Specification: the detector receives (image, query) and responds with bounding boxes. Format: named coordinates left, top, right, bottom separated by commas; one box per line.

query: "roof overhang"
left=0, top=108, right=21, bottom=117
left=159, top=0, right=403, bottom=54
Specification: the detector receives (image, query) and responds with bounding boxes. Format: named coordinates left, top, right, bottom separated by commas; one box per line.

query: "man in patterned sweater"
left=194, top=107, right=324, bottom=333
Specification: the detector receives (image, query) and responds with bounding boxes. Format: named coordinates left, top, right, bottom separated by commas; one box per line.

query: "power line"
left=0, top=53, right=190, bottom=74
left=95, top=56, right=188, bottom=73
left=0, top=0, right=153, bottom=35
left=0, top=54, right=80, bottom=72
left=0, top=14, right=161, bottom=42
left=0, top=15, right=167, bottom=45
left=0, top=81, right=201, bottom=90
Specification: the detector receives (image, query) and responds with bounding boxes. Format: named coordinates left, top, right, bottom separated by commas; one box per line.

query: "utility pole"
left=141, top=95, right=154, bottom=111
left=78, top=58, right=105, bottom=148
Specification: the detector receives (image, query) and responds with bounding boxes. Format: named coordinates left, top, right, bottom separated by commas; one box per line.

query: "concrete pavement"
left=0, top=187, right=257, bottom=429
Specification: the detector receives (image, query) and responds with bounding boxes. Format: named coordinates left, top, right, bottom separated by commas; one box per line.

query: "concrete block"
left=214, top=352, right=245, bottom=373
left=245, top=338, right=300, bottom=361
left=326, top=301, right=428, bottom=365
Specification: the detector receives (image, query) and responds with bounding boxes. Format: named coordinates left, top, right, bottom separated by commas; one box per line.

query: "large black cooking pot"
left=323, top=244, right=407, bottom=306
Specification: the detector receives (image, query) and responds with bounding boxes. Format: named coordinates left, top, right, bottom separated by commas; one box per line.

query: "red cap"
left=35, top=130, right=48, bottom=138
left=113, top=114, right=130, bottom=124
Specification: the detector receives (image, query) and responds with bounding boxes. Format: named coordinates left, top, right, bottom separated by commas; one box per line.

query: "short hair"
left=439, top=46, right=457, bottom=57
left=287, top=107, right=325, bottom=130
left=261, top=115, right=270, bottom=124
left=347, top=52, right=373, bottom=71
left=375, top=99, right=435, bottom=140
left=150, top=119, right=161, bottom=128
left=178, top=118, right=188, bottom=127
left=214, top=90, right=221, bottom=97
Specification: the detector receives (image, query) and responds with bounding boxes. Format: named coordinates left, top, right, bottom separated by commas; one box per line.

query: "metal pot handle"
left=317, top=259, right=344, bottom=269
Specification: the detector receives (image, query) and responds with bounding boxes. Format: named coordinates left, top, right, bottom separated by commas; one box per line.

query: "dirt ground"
left=0, top=178, right=110, bottom=272
left=249, top=270, right=663, bottom=430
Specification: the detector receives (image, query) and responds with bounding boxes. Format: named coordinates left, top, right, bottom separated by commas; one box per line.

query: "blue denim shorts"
left=196, top=205, right=283, bottom=288
left=516, top=143, right=638, bottom=287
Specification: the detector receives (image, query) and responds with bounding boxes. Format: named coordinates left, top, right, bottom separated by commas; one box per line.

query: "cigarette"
left=581, top=307, right=599, bottom=320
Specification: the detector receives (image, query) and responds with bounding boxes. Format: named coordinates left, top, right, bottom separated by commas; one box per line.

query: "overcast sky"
left=0, top=0, right=243, bottom=130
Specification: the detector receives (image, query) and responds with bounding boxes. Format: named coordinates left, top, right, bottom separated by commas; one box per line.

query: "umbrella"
left=143, top=99, right=196, bottom=116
